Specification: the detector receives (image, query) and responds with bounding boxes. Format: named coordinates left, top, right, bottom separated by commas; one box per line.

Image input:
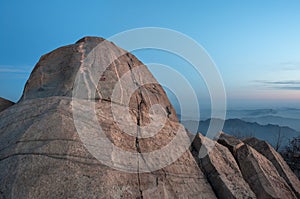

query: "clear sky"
left=0, top=0, right=299, bottom=109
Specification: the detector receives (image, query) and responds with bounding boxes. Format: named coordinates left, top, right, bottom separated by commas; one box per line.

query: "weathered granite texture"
left=0, top=37, right=216, bottom=199
left=1, top=37, right=298, bottom=199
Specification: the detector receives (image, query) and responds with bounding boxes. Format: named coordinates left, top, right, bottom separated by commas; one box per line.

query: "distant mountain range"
left=181, top=118, right=300, bottom=150
left=242, top=115, right=300, bottom=132
left=225, top=108, right=300, bottom=120
left=177, top=107, right=300, bottom=122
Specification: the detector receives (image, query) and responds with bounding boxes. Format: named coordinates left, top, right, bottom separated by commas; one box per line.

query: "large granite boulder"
left=0, top=37, right=216, bottom=198
left=191, top=133, right=256, bottom=199
left=244, top=137, right=300, bottom=198
left=1, top=36, right=299, bottom=199
left=235, top=144, right=297, bottom=199
left=0, top=97, right=14, bottom=113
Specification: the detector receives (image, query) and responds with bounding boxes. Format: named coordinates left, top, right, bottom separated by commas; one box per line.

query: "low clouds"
left=0, top=65, right=31, bottom=79
left=0, top=68, right=29, bottom=73
left=254, top=61, right=300, bottom=91
left=278, top=86, right=300, bottom=90
left=0, top=65, right=31, bottom=74
left=261, top=80, right=300, bottom=85
left=256, top=80, right=300, bottom=90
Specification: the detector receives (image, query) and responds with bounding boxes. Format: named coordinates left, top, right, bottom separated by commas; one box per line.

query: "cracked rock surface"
left=0, top=37, right=299, bottom=199
left=191, top=133, right=256, bottom=199
left=0, top=37, right=216, bottom=199
left=243, top=137, right=300, bottom=198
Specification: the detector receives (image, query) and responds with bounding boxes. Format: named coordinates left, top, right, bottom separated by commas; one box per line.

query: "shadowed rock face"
left=0, top=37, right=216, bottom=198
left=243, top=137, right=300, bottom=198
left=216, top=132, right=243, bottom=155
left=0, top=97, right=14, bottom=112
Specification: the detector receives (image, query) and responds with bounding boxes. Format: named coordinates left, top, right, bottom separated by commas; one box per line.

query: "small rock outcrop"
left=0, top=97, right=14, bottom=112
left=191, top=133, right=256, bottom=199
left=244, top=137, right=300, bottom=198
left=216, top=132, right=243, bottom=155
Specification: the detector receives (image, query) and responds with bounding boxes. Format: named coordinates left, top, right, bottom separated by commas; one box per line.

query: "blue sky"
left=0, top=0, right=300, bottom=109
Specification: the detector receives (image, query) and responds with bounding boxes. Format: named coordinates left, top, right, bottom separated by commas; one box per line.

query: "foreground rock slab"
left=236, top=144, right=297, bottom=199
left=191, top=133, right=256, bottom=199
left=244, top=137, right=300, bottom=198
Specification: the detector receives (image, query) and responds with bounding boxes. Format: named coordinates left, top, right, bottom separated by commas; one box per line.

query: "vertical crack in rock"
left=166, top=106, right=171, bottom=118
left=127, top=57, right=144, bottom=199
left=155, top=176, right=159, bottom=186
left=136, top=94, right=144, bottom=199
left=127, top=56, right=175, bottom=198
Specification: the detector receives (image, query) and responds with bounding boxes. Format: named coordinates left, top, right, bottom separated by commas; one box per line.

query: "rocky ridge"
left=0, top=37, right=299, bottom=199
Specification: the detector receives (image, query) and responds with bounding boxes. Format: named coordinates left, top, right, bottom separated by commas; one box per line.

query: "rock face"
left=1, top=36, right=299, bottom=199
left=235, top=144, right=297, bottom=198
left=0, top=37, right=216, bottom=198
left=0, top=97, right=14, bottom=112
left=215, top=133, right=298, bottom=199
left=191, top=133, right=256, bottom=199
left=244, top=137, right=300, bottom=198
left=21, top=37, right=178, bottom=122
left=216, top=132, right=243, bottom=155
